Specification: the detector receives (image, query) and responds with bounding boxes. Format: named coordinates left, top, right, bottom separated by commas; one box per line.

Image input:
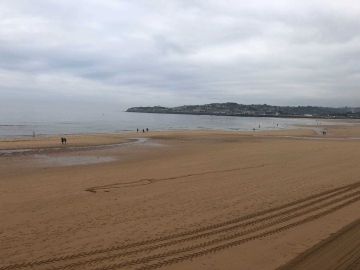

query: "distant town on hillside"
left=126, top=103, right=360, bottom=119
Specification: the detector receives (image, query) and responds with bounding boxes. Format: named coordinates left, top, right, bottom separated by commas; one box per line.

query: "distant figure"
left=253, top=128, right=256, bottom=131
left=277, top=123, right=279, bottom=127
left=61, top=137, right=67, bottom=144
left=258, top=124, right=261, bottom=129
left=32, top=131, right=36, bottom=138
left=142, top=129, right=145, bottom=133
left=146, top=128, right=149, bottom=132
left=322, top=130, right=327, bottom=136
left=137, top=128, right=139, bottom=132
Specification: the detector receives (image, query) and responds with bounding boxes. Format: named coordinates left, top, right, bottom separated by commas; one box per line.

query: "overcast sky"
left=1, top=0, right=360, bottom=117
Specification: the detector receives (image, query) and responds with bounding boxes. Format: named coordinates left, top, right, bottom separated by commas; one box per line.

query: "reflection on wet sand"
left=33, top=154, right=116, bottom=167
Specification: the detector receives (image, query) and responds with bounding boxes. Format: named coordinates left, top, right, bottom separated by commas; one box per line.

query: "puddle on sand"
left=34, top=154, right=116, bottom=167
left=0, top=149, right=32, bottom=156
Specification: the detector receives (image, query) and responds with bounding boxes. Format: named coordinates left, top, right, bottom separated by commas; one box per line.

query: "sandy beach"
left=1, top=125, right=360, bottom=270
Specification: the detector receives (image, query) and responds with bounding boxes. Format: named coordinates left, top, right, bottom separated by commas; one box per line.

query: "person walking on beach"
left=61, top=137, right=67, bottom=144
left=137, top=128, right=139, bottom=133
left=146, top=128, right=149, bottom=132
left=142, top=129, right=145, bottom=133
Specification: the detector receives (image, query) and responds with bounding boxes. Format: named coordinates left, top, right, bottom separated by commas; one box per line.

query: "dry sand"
left=277, top=218, right=360, bottom=270
left=0, top=125, right=360, bottom=270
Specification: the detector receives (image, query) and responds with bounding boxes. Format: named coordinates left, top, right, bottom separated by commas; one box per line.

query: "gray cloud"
left=0, top=0, right=360, bottom=113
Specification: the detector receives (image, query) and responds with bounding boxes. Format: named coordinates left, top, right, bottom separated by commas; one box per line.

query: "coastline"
left=0, top=113, right=326, bottom=139
left=0, top=128, right=317, bottom=151
left=2, top=120, right=360, bottom=151
left=126, top=110, right=360, bottom=119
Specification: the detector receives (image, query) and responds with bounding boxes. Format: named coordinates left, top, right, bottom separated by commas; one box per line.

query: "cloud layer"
left=1, top=0, right=360, bottom=112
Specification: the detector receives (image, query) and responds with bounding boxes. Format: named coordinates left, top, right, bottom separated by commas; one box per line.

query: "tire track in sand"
left=1, top=181, right=360, bottom=270
left=70, top=191, right=360, bottom=270
left=277, top=218, right=360, bottom=270
left=135, top=196, right=360, bottom=270
left=54, top=190, right=360, bottom=270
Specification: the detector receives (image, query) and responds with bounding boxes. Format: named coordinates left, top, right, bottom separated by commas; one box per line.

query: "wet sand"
left=0, top=125, right=360, bottom=270
left=0, top=133, right=135, bottom=150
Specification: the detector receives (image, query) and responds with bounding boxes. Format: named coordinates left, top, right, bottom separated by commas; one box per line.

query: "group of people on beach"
left=137, top=128, right=149, bottom=133
left=60, top=137, right=67, bottom=144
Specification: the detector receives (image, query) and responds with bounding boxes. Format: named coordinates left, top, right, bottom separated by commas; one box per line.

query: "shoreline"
left=3, top=121, right=360, bottom=151
left=126, top=110, right=360, bottom=119
left=0, top=128, right=318, bottom=151
left=1, top=114, right=353, bottom=140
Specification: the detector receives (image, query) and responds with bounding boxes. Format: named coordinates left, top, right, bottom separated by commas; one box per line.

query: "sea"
left=0, top=111, right=321, bottom=138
